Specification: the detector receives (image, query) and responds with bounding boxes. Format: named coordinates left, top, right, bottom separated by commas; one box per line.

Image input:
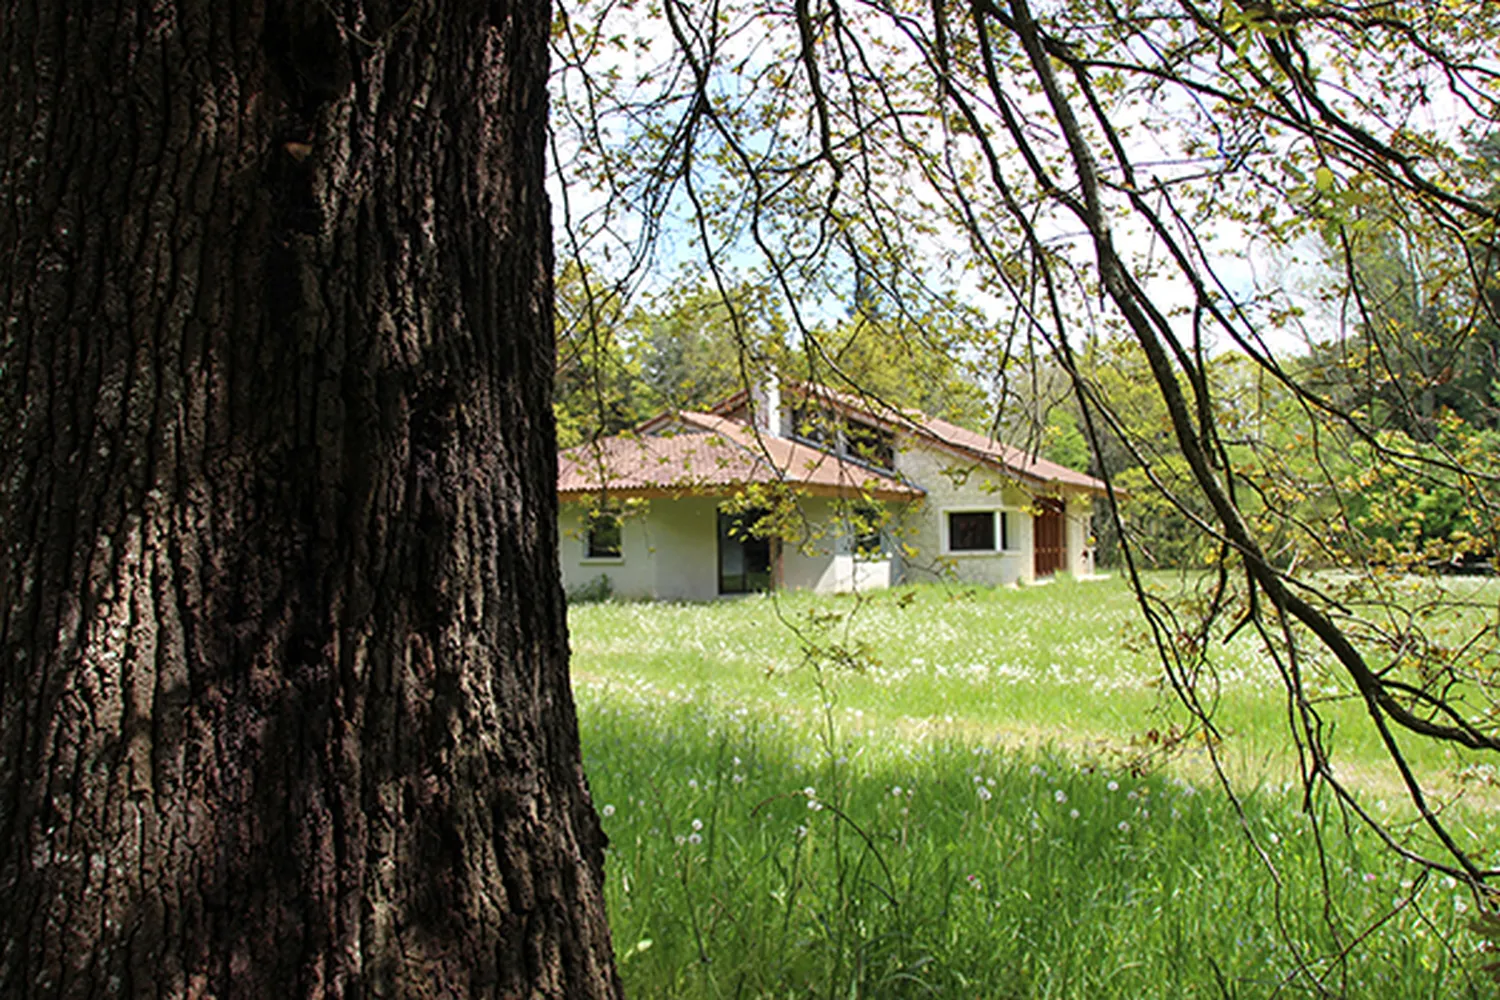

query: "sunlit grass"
left=571, top=576, right=1499, bottom=997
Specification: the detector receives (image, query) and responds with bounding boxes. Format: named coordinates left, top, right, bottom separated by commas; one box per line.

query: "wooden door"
left=1033, top=498, right=1066, bottom=577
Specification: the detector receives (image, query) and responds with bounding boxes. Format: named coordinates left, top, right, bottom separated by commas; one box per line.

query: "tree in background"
left=634, top=279, right=780, bottom=413
left=0, top=2, right=620, bottom=994
left=555, top=261, right=649, bottom=447
left=1304, top=139, right=1500, bottom=441
left=790, top=295, right=993, bottom=428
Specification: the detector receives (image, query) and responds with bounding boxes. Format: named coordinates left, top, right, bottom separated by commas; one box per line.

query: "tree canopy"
left=551, top=0, right=1500, bottom=944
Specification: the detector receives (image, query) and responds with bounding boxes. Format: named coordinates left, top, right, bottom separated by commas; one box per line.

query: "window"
left=852, top=504, right=885, bottom=559
left=947, top=511, right=994, bottom=552
left=718, top=509, right=773, bottom=594
left=790, top=403, right=833, bottom=447
left=946, top=510, right=1012, bottom=553
left=846, top=420, right=896, bottom=471
left=585, top=511, right=622, bottom=559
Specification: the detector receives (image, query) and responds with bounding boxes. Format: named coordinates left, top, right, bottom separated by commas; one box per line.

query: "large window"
left=790, top=403, right=834, bottom=447
left=846, top=420, right=896, bottom=471
left=945, top=510, right=1011, bottom=553
left=718, top=509, right=773, bottom=594
left=585, top=510, right=622, bottom=560
left=852, top=504, right=885, bottom=559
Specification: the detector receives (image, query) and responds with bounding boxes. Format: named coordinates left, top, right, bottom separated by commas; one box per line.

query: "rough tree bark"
left=0, top=1, right=621, bottom=996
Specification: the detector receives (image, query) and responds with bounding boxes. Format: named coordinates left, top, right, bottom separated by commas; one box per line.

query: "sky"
left=547, top=0, right=1497, bottom=367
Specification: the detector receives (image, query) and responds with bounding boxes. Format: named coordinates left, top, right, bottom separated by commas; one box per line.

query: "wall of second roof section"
left=893, top=439, right=1038, bottom=586
left=559, top=497, right=722, bottom=601
left=1064, top=492, right=1095, bottom=578
left=560, top=499, right=658, bottom=600
left=781, top=497, right=894, bottom=594
left=559, top=495, right=898, bottom=601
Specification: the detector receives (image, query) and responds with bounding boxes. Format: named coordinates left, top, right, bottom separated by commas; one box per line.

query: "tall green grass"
left=571, top=577, right=1498, bottom=997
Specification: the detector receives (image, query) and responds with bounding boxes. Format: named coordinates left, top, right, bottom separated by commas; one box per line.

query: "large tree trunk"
left=0, top=1, right=621, bottom=996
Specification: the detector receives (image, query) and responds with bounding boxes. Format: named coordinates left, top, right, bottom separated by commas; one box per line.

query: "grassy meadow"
left=569, top=576, right=1499, bottom=998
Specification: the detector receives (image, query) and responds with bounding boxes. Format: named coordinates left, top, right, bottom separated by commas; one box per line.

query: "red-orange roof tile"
left=558, top=412, right=920, bottom=501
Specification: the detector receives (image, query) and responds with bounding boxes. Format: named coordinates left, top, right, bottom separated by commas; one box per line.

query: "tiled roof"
left=758, top=382, right=1111, bottom=494
left=557, top=412, right=921, bottom=501
left=913, top=414, right=1109, bottom=492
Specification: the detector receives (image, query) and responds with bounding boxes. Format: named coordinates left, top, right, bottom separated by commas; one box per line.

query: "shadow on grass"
left=579, top=694, right=1486, bottom=1000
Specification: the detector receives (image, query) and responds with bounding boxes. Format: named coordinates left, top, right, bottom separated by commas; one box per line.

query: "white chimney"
left=750, top=376, right=782, bottom=437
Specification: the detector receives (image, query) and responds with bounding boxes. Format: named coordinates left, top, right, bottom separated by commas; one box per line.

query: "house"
left=556, top=381, right=1109, bottom=600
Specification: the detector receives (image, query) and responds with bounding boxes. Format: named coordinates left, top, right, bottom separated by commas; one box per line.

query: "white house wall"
left=559, top=495, right=895, bottom=600
left=1066, top=492, right=1094, bottom=577
left=558, top=501, right=655, bottom=598
left=780, top=497, right=894, bottom=594
left=893, top=441, right=1036, bottom=586
left=641, top=497, right=722, bottom=600
left=558, top=497, right=714, bottom=601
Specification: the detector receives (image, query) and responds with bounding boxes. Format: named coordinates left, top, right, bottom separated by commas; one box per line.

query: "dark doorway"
left=718, top=509, right=774, bottom=594
left=1033, top=497, right=1066, bottom=577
